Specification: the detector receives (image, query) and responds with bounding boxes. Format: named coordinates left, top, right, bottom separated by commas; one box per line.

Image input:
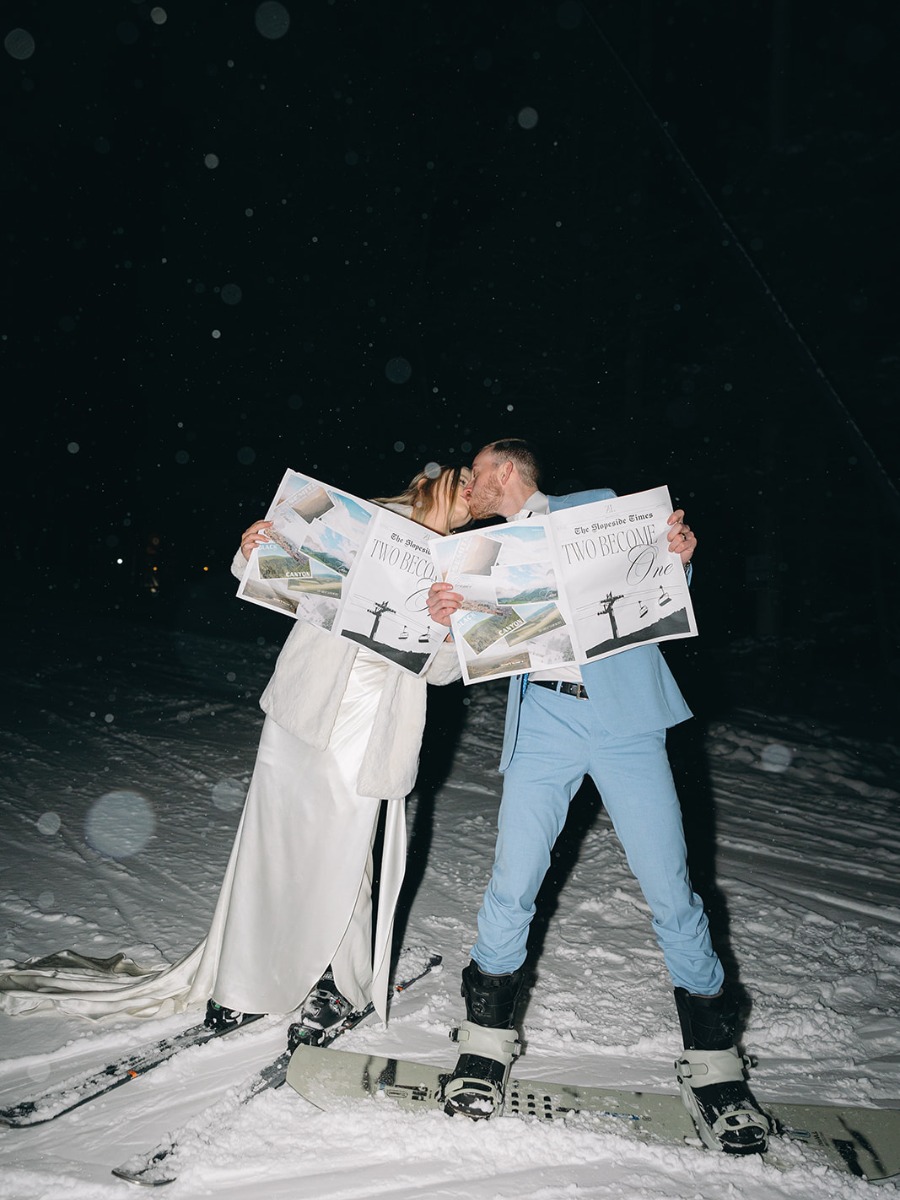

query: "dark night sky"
left=3, top=1, right=899, bottom=713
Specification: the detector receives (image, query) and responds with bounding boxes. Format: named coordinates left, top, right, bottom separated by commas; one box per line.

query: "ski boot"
left=288, top=967, right=355, bottom=1049
left=441, top=960, right=523, bottom=1120
left=203, top=999, right=262, bottom=1032
left=673, top=986, right=770, bottom=1154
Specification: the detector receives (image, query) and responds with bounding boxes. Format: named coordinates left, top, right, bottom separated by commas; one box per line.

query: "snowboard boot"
left=673, top=986, right=770, bottom=1154
left=288, top=967, right=355, bottom=1047
left=203, top=999, right=263, bottom=1032
left=442, top=960, right=524, bottom=1120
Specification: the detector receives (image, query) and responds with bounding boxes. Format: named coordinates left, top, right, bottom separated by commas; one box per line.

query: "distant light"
left=385, top=357, right=412, bottom=384
left=150, top=7, right=167, bottom=25
left=204, top=153, right=220, bottom=169
left=255, top=1, right=290, bottom=40
left=203, top=566, right=209, bottom=572
left=85, top=791, right=156, bottom=860
left=4, top=28, right=36, bottom=60
left=517, top=107, right=539, bottom=130
left=760, top=743, right=794, bottom=773
left=67, top=441, right=80, bottom=454
left=116, top=557, right=124, bottom=564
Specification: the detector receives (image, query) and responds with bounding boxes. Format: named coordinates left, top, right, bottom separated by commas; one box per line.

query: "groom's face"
left=464, top=450, right=505, bottom=520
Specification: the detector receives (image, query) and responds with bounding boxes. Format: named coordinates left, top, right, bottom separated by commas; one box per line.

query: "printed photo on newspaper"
left=235, top=468, right=375, bottom=631
left=429, top=519, right=577, bottom=683
left=428, top=485, right=697, bottom=685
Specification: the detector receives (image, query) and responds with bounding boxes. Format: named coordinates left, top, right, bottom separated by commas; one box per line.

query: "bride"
left=0, top=464, right=470, bottom=1032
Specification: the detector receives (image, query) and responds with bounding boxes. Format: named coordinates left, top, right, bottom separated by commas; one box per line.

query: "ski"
left=285, top=1044, right=900, bottom=1183
left=0, top=1010, right=267, bottom=1129
left=111, top=952, right=442, bottom=1187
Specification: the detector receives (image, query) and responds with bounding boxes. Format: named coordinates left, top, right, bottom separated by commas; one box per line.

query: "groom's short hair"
left=481, top=438, right=542, bottom=490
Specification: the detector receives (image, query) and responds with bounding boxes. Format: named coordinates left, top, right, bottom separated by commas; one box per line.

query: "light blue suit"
left=472, top=489, right=724, bottom=996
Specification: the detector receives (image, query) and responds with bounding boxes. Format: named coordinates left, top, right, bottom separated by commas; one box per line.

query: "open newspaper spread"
left=429, top=485, right=697, bottom=685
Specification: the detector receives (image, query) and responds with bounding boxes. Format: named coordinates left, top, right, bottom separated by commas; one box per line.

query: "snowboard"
left=285, top=1043, right=900, bottom=1182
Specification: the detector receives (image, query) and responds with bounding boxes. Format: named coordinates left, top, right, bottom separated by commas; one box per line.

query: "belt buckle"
left=530, top=679, right=588, bottom=700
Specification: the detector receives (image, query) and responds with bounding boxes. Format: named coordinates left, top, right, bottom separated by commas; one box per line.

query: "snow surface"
left=0, top=607, right=898, bottom=1199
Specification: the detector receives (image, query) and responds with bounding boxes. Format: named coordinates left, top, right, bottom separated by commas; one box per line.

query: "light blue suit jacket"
left=498, top=489, right=693, bottom=772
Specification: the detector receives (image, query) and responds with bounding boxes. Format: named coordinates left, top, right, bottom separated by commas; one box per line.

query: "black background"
left=3, top=1, right=898, bottom=726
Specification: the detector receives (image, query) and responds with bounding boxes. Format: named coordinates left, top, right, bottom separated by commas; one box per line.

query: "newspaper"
left=236, top=469, right=375, bottom=630
left=236, top=469, right=449, bottom=677
left=333, top=507, right=449, bottom=675
left=429, top=485, right=697, bottom=685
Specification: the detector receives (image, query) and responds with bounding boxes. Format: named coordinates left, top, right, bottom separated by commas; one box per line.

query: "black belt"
left=531, top=679, right=589, bottom=700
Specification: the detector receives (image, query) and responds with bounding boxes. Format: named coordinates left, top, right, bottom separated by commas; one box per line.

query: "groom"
left=426, top=438, right=768, bottom=1154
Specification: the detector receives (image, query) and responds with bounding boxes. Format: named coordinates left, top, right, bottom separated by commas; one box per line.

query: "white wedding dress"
left=0, top=650, right=405, bottom=1024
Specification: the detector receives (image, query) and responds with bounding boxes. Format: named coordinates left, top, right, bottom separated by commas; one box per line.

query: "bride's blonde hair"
left=374, top=464, right=468, bottom=534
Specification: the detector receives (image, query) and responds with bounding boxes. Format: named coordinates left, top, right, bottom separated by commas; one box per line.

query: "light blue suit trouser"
left=472, top=684, right=724, bottom=996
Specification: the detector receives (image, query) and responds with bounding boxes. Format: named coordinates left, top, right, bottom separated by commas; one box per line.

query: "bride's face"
left=449, top=468, right=472, bottom=530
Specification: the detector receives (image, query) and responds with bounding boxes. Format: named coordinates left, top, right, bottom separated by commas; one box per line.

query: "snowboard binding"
left=676, top=1047, right=770, bottom=1153
left=441, top=960, right=524, bottom=1120
left=442, top=1021, right=521, bottom=1119
left=673, top=986, right=769, bottom=1155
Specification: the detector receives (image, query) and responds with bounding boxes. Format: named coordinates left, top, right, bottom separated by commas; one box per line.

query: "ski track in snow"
left=0, top=614, right=897, bottom=1199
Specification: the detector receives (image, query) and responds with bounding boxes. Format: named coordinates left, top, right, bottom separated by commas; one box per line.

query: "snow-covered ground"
left=0, top=602, right=898, bottom=1199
